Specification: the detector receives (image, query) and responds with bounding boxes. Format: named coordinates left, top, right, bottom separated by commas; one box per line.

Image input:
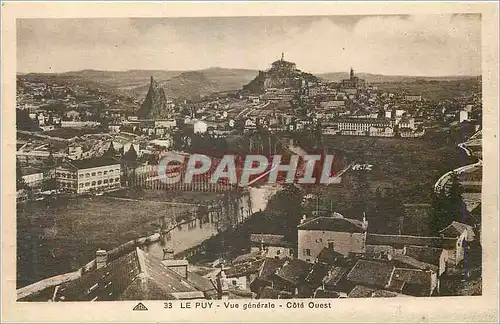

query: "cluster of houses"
left=214, top=212, right=478, bottom=299
left=18, top=210, right=478, bottom=301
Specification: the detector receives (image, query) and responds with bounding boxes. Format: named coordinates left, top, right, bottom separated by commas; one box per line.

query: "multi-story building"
left=331, top=118, right=394, bottom=136
left=55, top=157, right=121, bottom=194
left=298, top=213, right=368, bottom=263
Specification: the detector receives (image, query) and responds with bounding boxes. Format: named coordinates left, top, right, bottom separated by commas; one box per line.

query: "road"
left=434, top=130, right=482, bottom=193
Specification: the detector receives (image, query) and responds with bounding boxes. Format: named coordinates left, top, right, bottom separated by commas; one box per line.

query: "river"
left=141, top=185, right=280, bottom=260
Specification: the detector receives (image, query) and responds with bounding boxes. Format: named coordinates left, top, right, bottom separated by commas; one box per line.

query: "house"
left=20, top=168, right=44, bottom=188
left=224, top=258, right=265, bottom=292
left=249, top=257, right=288, bottom=295
left=347, top=285, right=406, bottom=298
left=43, top=248, right=211, bottom=301
left=346, top=260, right=394, bottom=290
left=298, top=213, right=368, bottom=262
left=271, top=259, right=312, bottom=294
left=439, top=221, right=476, bottom=265
left=55, top=157, right=121, bottom=194
left=184, top=120, right=208, bottom=134
left=391, top=268, right=437, bottom=297
left=249, top=234, right=294, bottom=259
left=404, top=246, right=448, bottom=276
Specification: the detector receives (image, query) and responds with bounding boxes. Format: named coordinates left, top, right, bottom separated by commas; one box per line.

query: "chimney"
left=300, top=215, right=307, bottom=224
left=163, top=259, right=188, bottom=279
left=362, top=212, right=368, bottom=230
left=95, top=249, right=107, bottom=270
left=216, top=265, right=229, bottom=300
left=163, top=247, right=175, bottom=260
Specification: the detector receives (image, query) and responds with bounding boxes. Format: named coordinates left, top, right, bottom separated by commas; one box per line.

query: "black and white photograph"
left=2, top=2, right=499, bottom=323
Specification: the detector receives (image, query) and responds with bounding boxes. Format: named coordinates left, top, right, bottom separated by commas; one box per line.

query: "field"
left=17, top=195, right=194, bottom=288
left=374, top=78, right=481, bottom=101
left=293, top=129, right=479, bottom=235
left=42, top=127, right=107, bottom=139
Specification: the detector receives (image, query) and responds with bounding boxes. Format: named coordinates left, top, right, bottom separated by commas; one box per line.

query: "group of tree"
left=430, top=172, right=468, bottom=234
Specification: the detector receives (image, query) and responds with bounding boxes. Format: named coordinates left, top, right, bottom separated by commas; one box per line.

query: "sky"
left=17, top=14, right=481, bottom=76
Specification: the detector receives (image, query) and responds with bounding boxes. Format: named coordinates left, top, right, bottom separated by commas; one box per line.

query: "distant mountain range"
left=21, top=68, right=479, bottom=101
left=317, top=72, right=480, bottom=83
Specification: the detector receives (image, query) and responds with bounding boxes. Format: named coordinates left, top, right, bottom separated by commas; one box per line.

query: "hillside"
left=318, top=72, right=480, bottom=83
left=129, top=68, right=258, bottom=100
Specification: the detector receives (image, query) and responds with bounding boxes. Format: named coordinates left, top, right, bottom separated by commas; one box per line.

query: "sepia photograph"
left=2, top=2, right=499, bottom=323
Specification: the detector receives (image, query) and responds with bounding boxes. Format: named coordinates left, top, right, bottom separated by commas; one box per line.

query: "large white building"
left=330, top=118, right=394, bottom=137
left=55, top=157, right=121, bottom=194
left=298, top=213, right=368, bottom=263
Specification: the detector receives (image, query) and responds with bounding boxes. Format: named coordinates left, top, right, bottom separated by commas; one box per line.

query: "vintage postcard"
left=2, top=1, right=499, bottom=323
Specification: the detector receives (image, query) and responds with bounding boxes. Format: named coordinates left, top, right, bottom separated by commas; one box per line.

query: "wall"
left=76, top=164, right=121, bottom=193
left=250, top=245, right=293, bottom=260
left=22, top=173, right=44, bottom=187
left=298, top=230, right=366, bottom=262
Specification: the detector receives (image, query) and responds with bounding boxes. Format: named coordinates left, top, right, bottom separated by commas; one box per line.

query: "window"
left=56, top=172, right=61, bottom=177
left=85, top=182, right=90, bottom=187
left=104, top=171, right=108, bottom=175
left=79, top=174, right=84, bottom=178
left=109, top=178, right=114, bottom=183
left=115, top=177, right=120, bottom=182
left=232, top=280, right=237, bottom=286
left=328, top=242, right=334, bottom=249
left=97, top=180, right=102, bottom=185
left=91, top=172, right=96, bottom=176
left=306, top=249, right=311, bottom=256
left=92, top=181, right=96, bottom=186
left=98, top=171, right=102, bottom=176
left=79, top=183, right=84, bottom=188
left=85, top=173, right=90, bottom=178
left=276, top=250, right=281, bottom=255
left=103, top=179, right=108, bottom=184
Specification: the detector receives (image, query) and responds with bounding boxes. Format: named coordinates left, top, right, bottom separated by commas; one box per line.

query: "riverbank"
left=16, top=194, right=200, bottom=287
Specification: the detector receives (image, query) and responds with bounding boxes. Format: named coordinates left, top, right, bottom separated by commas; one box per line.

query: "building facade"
left=55, top=157, right=121, bottom=194
left=298, top=213, right=368, bottom=263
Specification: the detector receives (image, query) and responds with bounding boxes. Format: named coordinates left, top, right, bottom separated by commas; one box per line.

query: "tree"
left=430, top=172, right=467, bottom=234
left=103, top=141, right=117, bottom=158
left=122, top=144, right=138, bottom=163
left=264, top=184, right=304, bottom=243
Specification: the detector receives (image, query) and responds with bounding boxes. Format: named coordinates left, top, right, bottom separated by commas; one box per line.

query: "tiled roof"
left=250, top=234, right=293, bottom=247
left=232, top=251, right=263, bottom=264
left=405, top=246, right=445, bottom=266
left=225, top=259, right=265, bottom=278
left=65, top=156, right=121, bottom=170
left=392, top=254, right=438, bottom=273
left=323, top=266, right=349, bottom=287
left=259, top=286, right=293, bottom=299
left=316, top=248, right=346, bottom=265
left=53, top=248, right=207, bottom=301
left=392, top=268, right=433, bottom=297
left=298, top=216, right=365, bottom=233
left=274, top=259, right=312, bottom=286
left=348, top=285, right=375, bottom=298
left=366, top=233, right=456, bottom=249
left=304, top=262, right=330, bottom=287
left=346, top=260, right=394, bottom=288
left=439, top=221, right=475, bottom=240
left=258, top=258, right=288, bottom=279
left=348, top=285, right=403, bottom=298
left=314, top=288, right=341, bottom=298
left=365, top=245, right=394, bottom=257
